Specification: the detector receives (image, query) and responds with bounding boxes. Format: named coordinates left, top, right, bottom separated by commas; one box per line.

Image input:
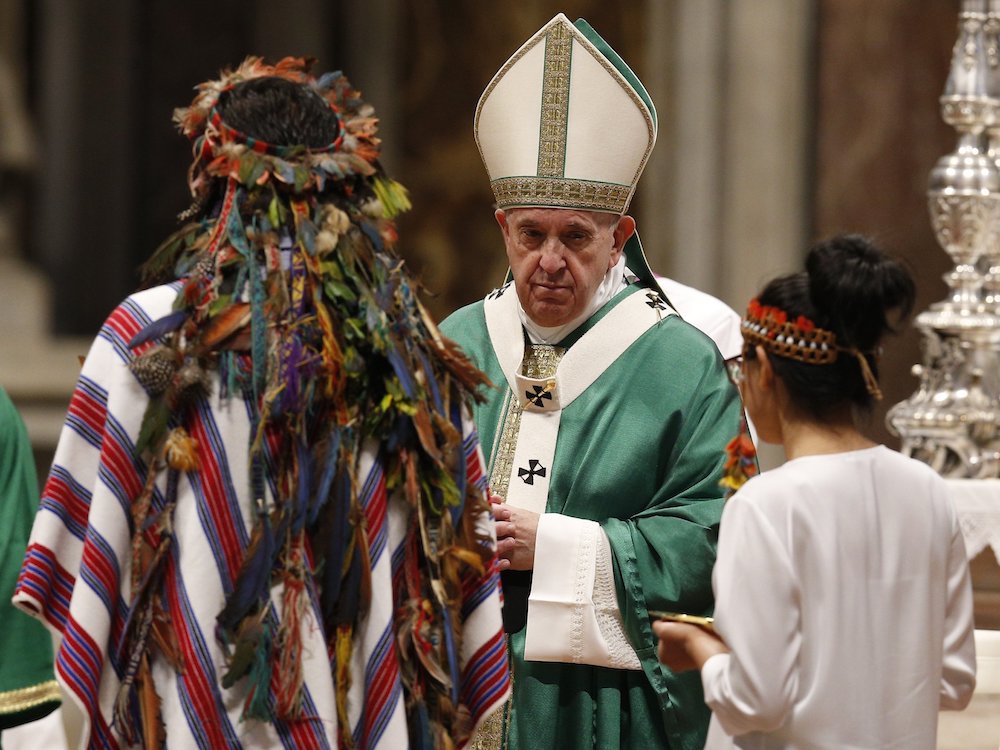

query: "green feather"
left=238, top=154, right=267, bottom=186
left=134, top=396, right=171, bottom=458
left=139, top=223, right=201, bottom=286
left=372, top=176, right=412, bottom=219
left=324, top=279, right=357, bottom=302
left=221, top=618, right=264, bottom=689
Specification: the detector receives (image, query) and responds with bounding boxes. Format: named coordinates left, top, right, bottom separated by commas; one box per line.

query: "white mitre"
left=474, top=13, right=657, bottom=216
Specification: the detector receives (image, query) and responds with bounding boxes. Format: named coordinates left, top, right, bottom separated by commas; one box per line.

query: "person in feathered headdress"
left=12, top=56, right=510, bottom=749
left=439, top=14, right=743, bottom=750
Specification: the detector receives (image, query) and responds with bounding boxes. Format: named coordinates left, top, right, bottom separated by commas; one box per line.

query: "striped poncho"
left=13, top=285, right=510, bottom=749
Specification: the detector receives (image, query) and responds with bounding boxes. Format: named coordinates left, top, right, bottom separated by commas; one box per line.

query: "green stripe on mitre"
left=573, top=17, right=657, bottom=130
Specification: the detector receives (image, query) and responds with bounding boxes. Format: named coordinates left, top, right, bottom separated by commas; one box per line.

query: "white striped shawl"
left=13, top=284, right=510, bottom=750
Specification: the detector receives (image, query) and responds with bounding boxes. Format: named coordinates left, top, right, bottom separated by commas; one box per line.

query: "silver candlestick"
left=888, top=0, right=1000, bottom=478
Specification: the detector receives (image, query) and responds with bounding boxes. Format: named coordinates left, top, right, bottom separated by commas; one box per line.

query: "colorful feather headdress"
left=117, top=56, right=494, bottom=747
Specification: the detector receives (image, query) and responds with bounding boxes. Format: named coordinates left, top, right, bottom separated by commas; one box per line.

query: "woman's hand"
left=491, top=496, right=539, bottom=571
left=653, top=620, right=729, bottom=672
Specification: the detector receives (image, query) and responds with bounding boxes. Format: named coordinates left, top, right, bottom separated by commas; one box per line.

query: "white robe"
left=655, top=276, right=743, bottom=360
left=702, top=445, right=976, bottom=749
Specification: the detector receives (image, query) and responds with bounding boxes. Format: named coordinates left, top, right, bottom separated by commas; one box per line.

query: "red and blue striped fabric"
left=13, top=284, right=510, bottom=749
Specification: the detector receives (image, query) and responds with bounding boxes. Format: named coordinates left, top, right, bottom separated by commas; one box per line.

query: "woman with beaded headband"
left=654, top=234, right=976, bottom=748
left=12, top=57, right=509, bottom=749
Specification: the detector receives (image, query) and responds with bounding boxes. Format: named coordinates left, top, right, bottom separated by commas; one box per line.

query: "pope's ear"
left=495, top=209, right=509, bottom=234
left=611, top=215, right=636, bottom=262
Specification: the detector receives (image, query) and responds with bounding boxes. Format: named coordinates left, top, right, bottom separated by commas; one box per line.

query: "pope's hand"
left=491, top=502, right=539, bottom=571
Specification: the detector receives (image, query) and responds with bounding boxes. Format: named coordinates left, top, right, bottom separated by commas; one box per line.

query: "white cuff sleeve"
left=523, top=513, right=641, bottom=669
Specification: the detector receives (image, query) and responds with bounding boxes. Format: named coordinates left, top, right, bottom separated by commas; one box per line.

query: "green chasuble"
left=0, top=387, right=60, bottom=729
left=441, top=283, right=741, bottom=750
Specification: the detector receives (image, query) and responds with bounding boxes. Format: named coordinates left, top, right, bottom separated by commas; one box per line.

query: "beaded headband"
left=740, top=298, right=882, bottom=399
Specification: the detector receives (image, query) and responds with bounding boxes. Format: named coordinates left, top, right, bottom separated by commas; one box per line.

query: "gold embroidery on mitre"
left=0, top=680, right=61, bottom=715
left=491, top=177, right=631, bottom=213
left=538, top=22, right=572, bottom=177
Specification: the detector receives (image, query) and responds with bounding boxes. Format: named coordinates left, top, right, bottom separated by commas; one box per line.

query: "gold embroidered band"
left=538, top=23, right=572, bottom=177
left=0, top=680, right=61, bottom=715
left=491, top=177, right=630, bottom=213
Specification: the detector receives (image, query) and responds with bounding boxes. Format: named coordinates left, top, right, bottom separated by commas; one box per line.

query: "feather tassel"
left=198, top=302, right=251, bottom=351
left=129, top=310, right=189, bottom=349
left=275, top=539, right=307, bottom=718
left=310, top=427, right=341, bottom=526
left=137, top=654, right=166, bottom=750
left=217, top=513, right=274, bottom=636
left=242, top=617, right=274, bottom=721
left=334, top=624, right=355, bottom=750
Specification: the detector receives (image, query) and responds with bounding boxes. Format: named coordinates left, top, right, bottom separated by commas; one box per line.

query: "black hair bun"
left=805, top=234, right=915, bottom=351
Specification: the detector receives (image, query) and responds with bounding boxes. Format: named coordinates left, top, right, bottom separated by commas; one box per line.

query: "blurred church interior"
left=2, top=1, right=998, bottom=746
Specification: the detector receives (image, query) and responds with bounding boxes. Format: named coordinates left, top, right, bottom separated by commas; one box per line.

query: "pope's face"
left=497, top=208, right=635, bottom=328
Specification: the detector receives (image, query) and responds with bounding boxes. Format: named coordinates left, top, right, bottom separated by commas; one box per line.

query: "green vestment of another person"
left=0, top=387, right=60, bottom=730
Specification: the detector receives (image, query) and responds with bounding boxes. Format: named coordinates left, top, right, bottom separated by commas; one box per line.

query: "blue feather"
left=128, top=310, right=188, bottom=348
left=314, top=71, right=342, bottom=93
left=293, top=439, right=311, bottom=534
left=334, top=545, right=362, bottom=626
left=384, top=414, right=412, bottom=454
left=217, top=516, right=274, bottom=633
left=310, top=428, right=341, bottom=526
left=374, top=283, right=394, bottom=313
left=296, top=217, right=318, bottom=256
left=242, top=618, right=273, bottom=721
left=414, top=347, right=443, bottom=413
left=272, top=158, right=297, bottom=185
left=386, top=341, right=416, bottom=399
left=439, top=604, right=461, bottom=706
left=226, top=196, right=267, bottom=402
left=319, top=468, right=352, bottom=625
left=449, top=397, right=466, bottom=527
left=408, top=699, right=434, bottom=750
left=359, top=220, right=383, bottom=252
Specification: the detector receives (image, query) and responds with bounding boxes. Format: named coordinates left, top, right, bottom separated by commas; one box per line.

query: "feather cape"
left=116, top=57, right=498, bottom=748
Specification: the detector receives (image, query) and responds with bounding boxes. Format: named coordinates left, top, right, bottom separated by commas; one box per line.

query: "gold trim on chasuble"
left=0, top=679, right=61, bottom=715
left=470, top=344, right=566, bottom=750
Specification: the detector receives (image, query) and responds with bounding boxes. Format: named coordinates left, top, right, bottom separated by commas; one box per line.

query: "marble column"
left=643, top=0, right=814, bottom=468
left=643, top=0, right=814, bottom=310
left=812, top=0, right=959, bottom=445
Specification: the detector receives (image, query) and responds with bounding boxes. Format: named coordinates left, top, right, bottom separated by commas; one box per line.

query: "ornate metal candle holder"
left=888, top=0, right=1000, bottom=478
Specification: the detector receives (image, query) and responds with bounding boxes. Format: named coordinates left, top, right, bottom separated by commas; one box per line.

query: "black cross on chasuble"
left=645, top=290, right=667, bottom=311
left=525, top=385, right=552, bottom=407
left=517, top=459, right=547, bottom=485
